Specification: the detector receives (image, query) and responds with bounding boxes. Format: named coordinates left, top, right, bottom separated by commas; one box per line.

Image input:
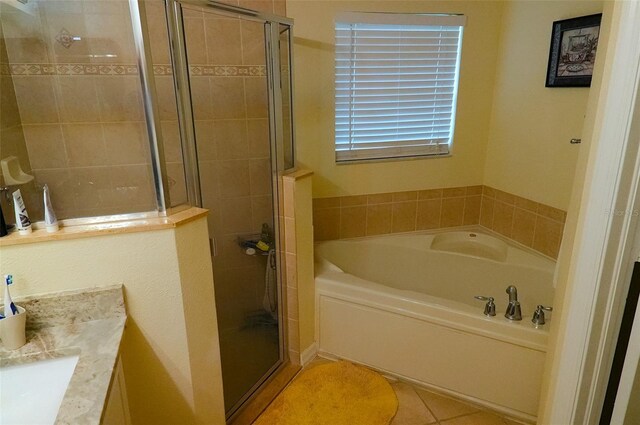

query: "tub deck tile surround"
left=312, top=186, right=566, bottom=259
left=313, top=186, right=483, bottom=242
left=481, top=187, right=566, bottom=258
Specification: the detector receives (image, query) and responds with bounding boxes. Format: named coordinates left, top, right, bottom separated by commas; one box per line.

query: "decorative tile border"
left=190, top=65, right=266, bottom=77
left=4, top=63, right=138, bottom=76
left=312, top=185, right=567, bottom=259
left=153, top=64, right=173, bottom=75
left=1, top=62, right=266, bottom=77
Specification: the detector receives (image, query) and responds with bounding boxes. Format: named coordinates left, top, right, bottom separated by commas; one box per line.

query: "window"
left=335, top=13, right=466, bottom=162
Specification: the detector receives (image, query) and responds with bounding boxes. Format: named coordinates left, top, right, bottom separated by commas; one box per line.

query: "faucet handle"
left=532, top=305, right=553, bottom=326
left=474, top=295, right=496, bottom=317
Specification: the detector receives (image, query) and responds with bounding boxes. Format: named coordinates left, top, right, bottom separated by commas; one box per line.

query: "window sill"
left=0, top=207, right=208, bottom=247
left=336, top=152, right=452, bottom=165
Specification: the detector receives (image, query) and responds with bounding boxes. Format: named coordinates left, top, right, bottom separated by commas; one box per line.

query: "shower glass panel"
left=176, top=1, right=289, bottom=415
left=0, top=0, right=158, bottom=224
left=141, top=0, right=190, bottom=208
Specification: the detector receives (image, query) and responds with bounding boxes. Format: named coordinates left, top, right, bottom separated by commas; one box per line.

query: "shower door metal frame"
left=164, top=0, right=295, bottom=419
left=129, top=0, right=172, bottom=212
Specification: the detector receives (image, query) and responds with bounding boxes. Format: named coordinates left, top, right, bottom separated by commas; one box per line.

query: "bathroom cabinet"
left=102, top=356, right=132, bottom=425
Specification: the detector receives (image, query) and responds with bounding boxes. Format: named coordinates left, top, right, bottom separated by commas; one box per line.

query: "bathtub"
left=315, top=229, right=556, bottom=421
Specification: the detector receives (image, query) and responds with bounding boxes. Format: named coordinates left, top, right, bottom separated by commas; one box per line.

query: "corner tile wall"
left=313, top=185, right=566, bottom=259
left=479, top=186, right=566, bottom=259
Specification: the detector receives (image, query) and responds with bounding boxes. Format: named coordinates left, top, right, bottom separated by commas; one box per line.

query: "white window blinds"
left=335, top=13, right=465, bottom=162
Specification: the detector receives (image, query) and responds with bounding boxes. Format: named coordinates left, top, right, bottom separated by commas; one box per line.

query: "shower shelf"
left=241, top=246, right=270, bottom=256
left=237, top=235, right=271, bottom=256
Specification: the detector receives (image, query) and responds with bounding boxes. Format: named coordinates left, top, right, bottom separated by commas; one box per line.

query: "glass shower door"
left=172, top=1, right=287, bottom=416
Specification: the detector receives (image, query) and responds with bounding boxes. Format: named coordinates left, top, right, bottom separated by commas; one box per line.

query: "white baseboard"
left=300, top=342, right=319, bottom=366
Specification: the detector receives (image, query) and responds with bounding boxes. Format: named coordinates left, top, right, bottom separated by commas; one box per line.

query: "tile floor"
left=305, top=357, right=528, bottom=425
left=389, top=381, right=523, bottom=425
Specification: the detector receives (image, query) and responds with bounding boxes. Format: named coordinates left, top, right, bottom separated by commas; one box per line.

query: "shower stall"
left=0, top=0, right=294, bottom=419
left=148, top=0, right=293, bottom=416
left=158, top=0, right=295, bottom=416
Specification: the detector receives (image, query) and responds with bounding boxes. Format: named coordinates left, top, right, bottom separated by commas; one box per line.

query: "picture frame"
left=545, top=13, right=602, bottom=88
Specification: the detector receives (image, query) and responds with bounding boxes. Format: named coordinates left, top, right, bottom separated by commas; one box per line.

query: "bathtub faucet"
left=505, top=285, right=522, bottom=321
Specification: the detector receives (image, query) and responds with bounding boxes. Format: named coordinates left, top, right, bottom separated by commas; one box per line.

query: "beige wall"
left=290, top=0, right=604, bottom=214
left=288, top=0, right=504, bottom=198
left=174, top=219, right=226, bottom=423
left=0, top=217, right=225, bottom=424
left=537, top=1, right=614, bottom=422
left=484, top=0, right=604, bottom=211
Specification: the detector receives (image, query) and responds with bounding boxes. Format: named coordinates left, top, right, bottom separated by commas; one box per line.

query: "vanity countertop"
left=0, top=285, right=126, bottom=425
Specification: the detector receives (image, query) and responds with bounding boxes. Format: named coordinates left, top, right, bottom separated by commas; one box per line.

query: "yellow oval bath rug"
left=253, top=361, right=398, bottom=425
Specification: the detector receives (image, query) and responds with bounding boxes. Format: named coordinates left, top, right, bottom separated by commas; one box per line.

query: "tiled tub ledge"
left=0, top=207, right=208, bottom=247
left=312, top=185, right=567, bottom=259
left=0, top=285, right=127, bottom=425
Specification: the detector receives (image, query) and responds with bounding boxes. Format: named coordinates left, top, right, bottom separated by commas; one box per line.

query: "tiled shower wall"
left=0, top=1, right=156, bottom=220
left=0, top=24, right=39, bottom=222
left=0, top=0, right=284, bottom=223
left=313, top=186, right=567, bottom=259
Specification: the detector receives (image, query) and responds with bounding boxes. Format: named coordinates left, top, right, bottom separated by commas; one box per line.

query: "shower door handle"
left=209, top=238, right=218, bottom=257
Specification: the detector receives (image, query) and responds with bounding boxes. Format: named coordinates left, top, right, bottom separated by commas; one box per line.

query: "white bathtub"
left=315, top=229, right=556, bottom=421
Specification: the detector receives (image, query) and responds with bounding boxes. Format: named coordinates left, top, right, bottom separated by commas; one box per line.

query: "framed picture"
left=545, top=13, right=602, bottom=87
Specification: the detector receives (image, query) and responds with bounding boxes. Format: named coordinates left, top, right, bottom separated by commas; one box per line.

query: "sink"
left=0, top=354, right=79, bottom=425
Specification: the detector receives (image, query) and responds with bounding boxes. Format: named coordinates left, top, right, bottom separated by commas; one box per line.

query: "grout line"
left=363, top=203, right=368, bottom=236
left=413, top=387, right=440, bottom=424
left=462, top=195, right=468, bottom=225
left=531, top=214, right=540, bottom=252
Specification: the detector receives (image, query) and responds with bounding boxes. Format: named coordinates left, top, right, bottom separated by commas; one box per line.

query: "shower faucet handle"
left=532, top=305, right=553, bottom=326
left=474, top=296, right=496, bottom=317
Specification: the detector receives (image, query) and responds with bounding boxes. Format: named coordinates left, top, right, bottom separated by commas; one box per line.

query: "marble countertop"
left=0, top=285, right=126, bottom=425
